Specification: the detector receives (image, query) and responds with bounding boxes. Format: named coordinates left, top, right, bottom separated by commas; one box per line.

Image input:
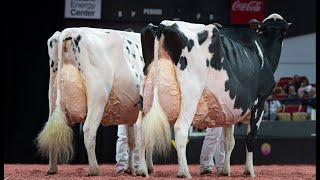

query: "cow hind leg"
left=83, top=105, right=105, bottom=176
left=244, top=109, right=264, bottom=177
left=47, top=149, right=58, bottom=175
left=174, top=120, right=192, bottom=178
left=82, top=84, right=109, bottom=176
left=136, top=111, right=149, bottom=177
left=221, top=125, right=235, bottom=176
left=146, top=147, right=155, bottom=175
left=124, top=124, right=136, bottom=176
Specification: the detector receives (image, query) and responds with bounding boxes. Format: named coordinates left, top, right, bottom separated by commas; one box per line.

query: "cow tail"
left=141, top=37, right=171, bottom=157
left=36, top=30, right=74, bottom=164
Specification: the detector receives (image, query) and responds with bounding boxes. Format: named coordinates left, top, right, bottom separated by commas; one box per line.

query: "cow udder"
left=143, top=59, right=181, bottom=124
left=52, top=64, right=87, bottom=125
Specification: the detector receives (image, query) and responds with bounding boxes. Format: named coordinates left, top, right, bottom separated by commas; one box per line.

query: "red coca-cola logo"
left=232, top=0, right=262, bottom=12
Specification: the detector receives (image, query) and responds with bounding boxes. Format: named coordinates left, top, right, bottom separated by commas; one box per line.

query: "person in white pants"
left=115, top=124, right=139, bottom=174
left=199, top=127, right=225, bottom=175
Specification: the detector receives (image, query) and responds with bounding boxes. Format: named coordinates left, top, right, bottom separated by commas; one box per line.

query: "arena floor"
left=4, top=164, right=316, bottom=180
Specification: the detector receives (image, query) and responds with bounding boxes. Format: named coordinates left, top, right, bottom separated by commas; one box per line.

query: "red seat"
left=282, top=104, right=301, bottom=113
left=300, top=105, right=307, bottom=112
left=277, top=77, right=293, bottom=88
left=273, top=94, right=286, bottom=100
left=310, top=83, right=316, bottom=87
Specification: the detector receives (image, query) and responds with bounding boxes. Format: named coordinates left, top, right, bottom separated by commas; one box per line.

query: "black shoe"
left=200, top=170, right=213, bottom=175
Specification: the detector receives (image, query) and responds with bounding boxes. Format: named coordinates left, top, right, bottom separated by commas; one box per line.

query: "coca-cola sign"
left=230, top=0, right=264, bottom=24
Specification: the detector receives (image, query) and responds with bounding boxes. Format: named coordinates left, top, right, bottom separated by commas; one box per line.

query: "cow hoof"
left=47, top=170, right=57, bottom=175
left=177, top=174, right=187, bottom=178
left=136, top=170, right=148, bottom=177
left=124, top=169, right=136, bottom=176
left=148, top=168, right=155, bottom=175
left=87, top=172, right=99, bottom=176
left=243, top=170, right=255, bottom=177
left=200, top=170, right=212, bottom=175
left=177, top=172, right=192, bottom=178
left=220, top=171, right=230, bottom=176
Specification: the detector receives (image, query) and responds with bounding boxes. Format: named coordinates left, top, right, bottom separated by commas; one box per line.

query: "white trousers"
left=199, top=127, right=225, bottom=173
left=115, top=124, right=139, bottom=172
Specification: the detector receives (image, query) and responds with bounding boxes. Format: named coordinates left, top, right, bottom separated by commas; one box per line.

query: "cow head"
left=249, top=13, right=292, bottom=36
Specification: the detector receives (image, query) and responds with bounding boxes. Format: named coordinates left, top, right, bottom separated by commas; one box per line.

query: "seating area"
left=266, top=74, right=316, bottom=121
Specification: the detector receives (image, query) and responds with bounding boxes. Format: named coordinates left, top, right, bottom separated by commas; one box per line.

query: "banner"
left=64, top=0, right=101, bottom=19
left=230, top=0, right=264, bottom=24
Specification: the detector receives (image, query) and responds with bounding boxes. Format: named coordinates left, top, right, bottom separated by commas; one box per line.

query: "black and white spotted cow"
left=36, top=27, right=144, bottom=176
left=136, top=13, right=291, bottom=178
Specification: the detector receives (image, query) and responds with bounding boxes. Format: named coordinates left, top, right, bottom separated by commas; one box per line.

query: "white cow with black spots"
left=136, top=14, right=291, bottom=178
left=36, top=27, right=144, bottom=176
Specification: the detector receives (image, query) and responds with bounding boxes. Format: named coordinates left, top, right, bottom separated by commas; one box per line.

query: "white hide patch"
left=221, top=57, right=225, bottom=63
left=263, top=13, right=283, bottom=22
left=256, top=110, right=263, bottom=128
left=254, top=98, right=258, bottom=106
left=254, top=40, right=264, bottom=69
left=244, top=50, right=249, bottom=58
left=207, top=68, right=250, bottom=122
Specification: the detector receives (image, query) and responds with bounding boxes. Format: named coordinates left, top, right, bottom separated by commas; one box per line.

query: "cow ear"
left=286, top=23, right=292, bottom=30
left=249, top=19, right=262, bottom=31
left=212, top=23, right=222, bottom=28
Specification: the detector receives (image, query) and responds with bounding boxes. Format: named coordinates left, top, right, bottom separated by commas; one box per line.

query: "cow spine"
left=141, top=38, right=171, bottom=157
left=36, top=30, right=74, bottom=164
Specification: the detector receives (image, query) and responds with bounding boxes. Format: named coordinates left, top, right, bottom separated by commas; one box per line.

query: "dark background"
left=4, top=0, right=316, bottom=166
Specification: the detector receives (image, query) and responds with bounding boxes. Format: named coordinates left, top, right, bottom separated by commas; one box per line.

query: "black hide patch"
left=179, top=56, right=187, bottom=70
left=162, top=24, right=188, bottom=65
left=208, top=26, right=280, bottom=116
left=141, top=25, right=156, bottom=75
left=197, top=30, right=208, bottom=45
left=50, top=60, right=54, bottom=68
left=139, top=95, right=143, bottom=111
left=127, top=40, right=132, bottom=44
left=64, top=37, right=72, bottom=41
left=187, top=39, right=194, bottom=52
left=49, top=40, right=53, bottom=48
left=246, top=100, right=265, bottom=152
left=126, top=46, right=130, bottom=54
left=206, top=59, right=209, bottom=67
left=74, top=35, right=81, bottom=47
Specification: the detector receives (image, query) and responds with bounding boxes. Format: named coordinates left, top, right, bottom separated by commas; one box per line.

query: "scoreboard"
left=65, top=0, right=230, bottom=24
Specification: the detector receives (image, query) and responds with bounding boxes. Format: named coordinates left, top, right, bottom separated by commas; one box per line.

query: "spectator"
left=200, top=127, right=225, bottom=175
left=115, top=125, right=139, bottom=174
left=283, top=85, right=301, bottom=105
left=273, top=86, right=285, bottom=96
left=302, top=87, right=316, bottom=113
left=284, top=75, right=301, bottom=94
left=263, top=94, right=282, bottom=121
left=298, top=76, right=312, bottom=98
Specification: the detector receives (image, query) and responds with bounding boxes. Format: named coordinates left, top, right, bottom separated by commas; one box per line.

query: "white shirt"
left=264, top=100, right=282, bottom=113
